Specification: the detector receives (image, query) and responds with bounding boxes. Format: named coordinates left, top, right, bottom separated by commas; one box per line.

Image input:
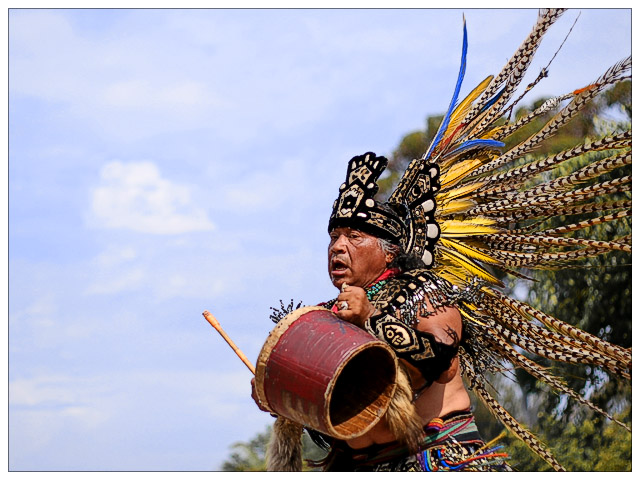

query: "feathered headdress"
left=328, top=8, right=631, bottom=471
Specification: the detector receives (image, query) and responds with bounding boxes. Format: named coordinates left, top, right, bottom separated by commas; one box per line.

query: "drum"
left=254, top=306, right=397, bottom=440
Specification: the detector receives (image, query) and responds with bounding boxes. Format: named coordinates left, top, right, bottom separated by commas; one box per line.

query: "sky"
left=6, top=6, right=633, bottom=472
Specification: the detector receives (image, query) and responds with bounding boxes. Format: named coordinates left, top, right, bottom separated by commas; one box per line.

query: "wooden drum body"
left=255, top=306, right=397, bottom=440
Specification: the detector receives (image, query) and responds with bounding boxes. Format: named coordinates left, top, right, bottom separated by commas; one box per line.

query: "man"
left=253, top=152, right=510, bottom=471
left=313, top=215, right=507, bottom=471
left=251, top=10, right=632, bottom=471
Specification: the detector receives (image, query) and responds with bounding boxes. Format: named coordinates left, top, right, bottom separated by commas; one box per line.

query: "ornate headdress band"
left=327, top=153, right=404, bottom=242
left=327, top=152, right=441, bottom=268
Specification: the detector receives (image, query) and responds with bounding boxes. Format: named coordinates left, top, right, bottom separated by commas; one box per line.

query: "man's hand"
left=335, top=284, right=376, bottom=328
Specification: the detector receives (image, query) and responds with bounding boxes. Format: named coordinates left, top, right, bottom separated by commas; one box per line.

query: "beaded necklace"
left=364, top=268, right=399, bottom=301
left=366, top=278, right=389, bottom=300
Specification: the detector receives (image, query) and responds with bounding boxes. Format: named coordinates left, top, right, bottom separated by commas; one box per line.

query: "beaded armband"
left=365, top=313, right=458, bottom=384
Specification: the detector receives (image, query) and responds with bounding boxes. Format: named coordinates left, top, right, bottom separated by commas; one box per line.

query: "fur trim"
left=266, top=416, right=304, bottom=471
left=383, top=364, right=424, bottom=453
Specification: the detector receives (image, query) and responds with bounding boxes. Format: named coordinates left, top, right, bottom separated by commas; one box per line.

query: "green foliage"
left=221, top=426, right=270, bottom=471
left=500, top=403, right=631, bottom=472
left=507, top=210, right=632, bottom=470
left=603, top=81, right=631, bottom=117
left=220, top=424, right=327, bottom=472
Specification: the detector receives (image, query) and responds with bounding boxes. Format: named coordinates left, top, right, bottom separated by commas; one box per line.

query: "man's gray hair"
left=378, top=237, right=426, bottom=271
left=377, top=237, right=402, bottom=259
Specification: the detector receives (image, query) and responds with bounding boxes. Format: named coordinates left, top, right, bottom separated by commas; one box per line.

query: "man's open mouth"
left=331, top=258, right=349, bottom=275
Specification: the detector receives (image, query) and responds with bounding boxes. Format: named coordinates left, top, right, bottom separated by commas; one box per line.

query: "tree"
left=221, top=426, right=270, bottom=471
left=221, top=424, right=327, bottom=472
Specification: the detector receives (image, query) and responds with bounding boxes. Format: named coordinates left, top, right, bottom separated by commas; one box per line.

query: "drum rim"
left=323, top=340, right=397, bottom=439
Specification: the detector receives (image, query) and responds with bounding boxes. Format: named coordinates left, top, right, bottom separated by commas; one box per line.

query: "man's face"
left=328, top=227, right=390, bottom=289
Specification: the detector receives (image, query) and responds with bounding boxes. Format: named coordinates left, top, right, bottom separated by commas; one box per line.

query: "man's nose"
left=330, top=235, right=348, bottom=253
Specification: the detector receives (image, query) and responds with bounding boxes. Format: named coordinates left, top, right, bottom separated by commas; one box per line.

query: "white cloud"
left=90, top=160, right=215, bottom=234
left=11, top=375, right=94, bottom=408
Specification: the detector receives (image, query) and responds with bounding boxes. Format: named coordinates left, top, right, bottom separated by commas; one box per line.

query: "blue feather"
left=442, top=138, right=505, bottom=160
left=424, top=17, right=468, bottom=160
left=480, top=86, right=507, bottom=113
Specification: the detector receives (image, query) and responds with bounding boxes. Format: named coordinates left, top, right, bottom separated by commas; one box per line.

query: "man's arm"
left=334, top=285, right=463, bottom=386
left=413, top=304, right=462, bottom=384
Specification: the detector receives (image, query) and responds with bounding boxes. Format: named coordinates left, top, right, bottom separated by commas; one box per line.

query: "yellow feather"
left=480, top=125, right=505, bottom=140
left=438, top=181, right=487, bottom=201
left=440, top=219, right=500, bottom=236
left=439, top=247, right=504, bottom=286
left=440, top=158, right=485, bottom=187
left=461, top=301, right=480, bottom=312
left=438, top=149, right=497, bottom=174
left=440, top=238, right=501, bottom=265
left=443, top=274, right=464, bottom=288
left=437, top=199, right=475, bottom=215
left=459, top=307, right=488, bottom=326
left=434, top=267, right=467, bottom=288
left=443, top=75, right=494, bottom=140
left=481, top=286, right=498, bottom=296
left=463, top=217, right=496, bottom=225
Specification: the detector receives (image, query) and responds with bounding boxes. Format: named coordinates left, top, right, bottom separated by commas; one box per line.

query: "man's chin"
left=330, top=275, right=348, bottom=289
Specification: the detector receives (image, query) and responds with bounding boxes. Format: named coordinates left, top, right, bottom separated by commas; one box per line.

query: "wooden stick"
left=204, top=310, right=303, bottom=448
left=202, top=310, right=256, bottom=375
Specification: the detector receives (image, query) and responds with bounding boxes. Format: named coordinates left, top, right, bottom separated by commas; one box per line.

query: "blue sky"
left=7, top=7, right=632, bottom=471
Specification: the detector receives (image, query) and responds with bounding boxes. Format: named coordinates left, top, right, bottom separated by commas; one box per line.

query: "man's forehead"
left=330, top=226, right=372, bottom=236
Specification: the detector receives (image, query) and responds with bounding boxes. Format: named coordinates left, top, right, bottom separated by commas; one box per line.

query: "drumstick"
left=202, top=310, right=256, bottom=375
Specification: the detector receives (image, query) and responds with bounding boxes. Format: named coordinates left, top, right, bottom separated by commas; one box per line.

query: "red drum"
left=255, top=306, right=397, bottom=440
